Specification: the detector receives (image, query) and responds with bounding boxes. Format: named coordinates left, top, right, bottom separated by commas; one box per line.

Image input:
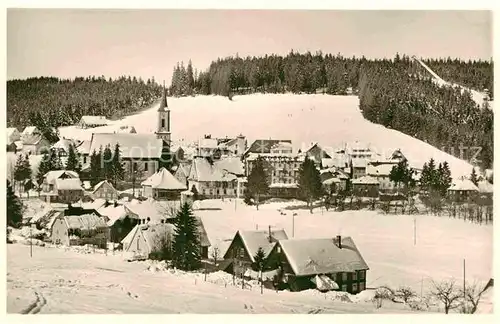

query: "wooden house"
left=174, top=162, right=192, bottom=187
left=93, top=180, right=119, bottom=201
left=448, top=179, right=479, bottom=202
left=121, top=223, right=175, bottom=258
left=266, top=236, right=369, bottom=293
left=50, top=213, right=109, bottom=248
left=78, top=116, right=110, bottom=129
left=188, top=157, right=238, bottom=198
left=141, top=167, right=187, bottom=200
left=352, top=176, right=380, bottom=197
left=221, top=229, right=288, bottom=276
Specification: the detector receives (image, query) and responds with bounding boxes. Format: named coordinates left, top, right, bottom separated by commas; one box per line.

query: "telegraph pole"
left=30, top=225, right=33, bottom=258
left=463, top=259, right=466, bottom=301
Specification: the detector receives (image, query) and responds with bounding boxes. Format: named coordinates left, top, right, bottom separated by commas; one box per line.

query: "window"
left=359, top=282, right=365, bottom=291
left=239, top=248, right=245, bottom=258
left=359, top=270, right=365, bottom=280
left=161, top=119, right=165, bottom=128
left=342, top=273, right=347, bottom=281
left=353, top=272, right=357, bottom=281
left=144, top=163, right=148, bottom=172
left=83, top=156, right=87, bottom=164
left=341, top=284, right=347, bottom=292
left=352, top=283, right=358, bottom=292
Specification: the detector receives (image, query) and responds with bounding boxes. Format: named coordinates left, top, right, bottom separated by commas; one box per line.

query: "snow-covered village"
left=5, top=9, right=494, bottom=316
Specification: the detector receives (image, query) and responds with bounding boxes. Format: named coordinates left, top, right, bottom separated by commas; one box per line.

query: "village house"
left=78, top=116, right=110, bottom=129
left=21, top=126, right=41, bottom=140
left=221, top=229, right=289, bottom=277
left=121, top=216, right=211, bottom=259
left=21, top=131, right=51, bottom=156
left=266, top=236, right=369, bottom=293
left=51, top=138, right=79, bottom=157
left=217, top=134, right=247, bottom=157
left=50, top=213, right=109, bottom=248
left=243, top=139, right=293, bottom=159
left=93, top=180, right=119, bottom=201
left=46, top=178, right=85, bottom=203
left=6, top=127, right=22, bottom=152
left=98, top=203, right=138, bottom=243
left=76, top=140, right=92, bottom=170
left=41, top=170, right=80, bottom=192
left=141, top=167, right=187, bottom=200
left=477, top=179, right=493, bottom=205
left=448, top=178, right=479, bottom=202
left=366, top=162, right=400, bottom=192
left=188, top=156, right=238, bottom=198
left=302, top=142, right=332, bottom=165
left=346, top=142, right=374, bottom=160
left=352, top=176, right=380, bottom=197
left=351, top=159, right=368, bottom=179
left=245, top=152, right=305, bottom=198
left=196, top=135, right=219, bottom=158
left=321, top=168, right=349, bottom=193
left=174, top=162, right=192, bottom=188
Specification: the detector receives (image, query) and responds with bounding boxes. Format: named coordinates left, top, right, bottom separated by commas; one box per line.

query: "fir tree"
left=247, top=156, right=269, bottom=210
left=298, top=156, right=323, bottom=213
left=13, top=154, right=25, bottom=192
left=49, top=149, right=63, bottom=170
left=36, top=151, right=52, bottom=187
left=111, top=143, right=124, bottom=187
left=252, top=247, right=266, bottom=272
left=22, top=155, right=32, bottom=191
left=7, top=180, right=23, bottom=228
left=90, top=149, right=103, bottom=187
left=172, top=202, right=202, bottom=271
left=102, top=145, right=113, bottom=180
left=187, top=60, right=195, bottom=96
left=65, top=144, right=80, bottom=173
left=470, top=168, right=479, bottom=186
left=439, top=162, right=452, bottom=195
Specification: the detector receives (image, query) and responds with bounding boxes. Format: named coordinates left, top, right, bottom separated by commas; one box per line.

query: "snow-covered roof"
left=124, top=200, right=171, bottom=223
left=55, top=178, right=83, bottom=191
left=244, top=139, right=292, bottom=156
left=89, top=133, right=164, bottom=159
left=141, top=168, right=187, bottom=190
left=44, top=170, right=79, bottom=184
left=214, top=157, right=245, bottom=176
left=352, top=176, right=379, bottom=185
left=63, top=213, right=107, bottom=230
left=81, top=198, right=107, bottom=210
left=77, top=140, right=92, bottom=155
left=269, top=183, right=299, bottom=189
left=51, top=138, right=77, bottom=152
left=22, top=134, right=45, bottom=145
left=6, top=128, right=20, bottom=144
left=196, top=216, right=211, bottom=247
left=351, top=158, right=368, bottom=168
left=232, top=229, right=288, bottom=262
left=98, top=204, right=128, bottom=226
left=93, top=180, right=119, bottom=195
left=22, top=126, right=38, bottom=136
left=477, top=180, right=493, bottom=194
left=199, top=138, right=218, bottom=149
left=448, top=179, right=479, bottom=192
left=278, top=236, right=369, bottom=277
left=80, top=116, right=109, bottom=126
left=189, top=157, right=237, bottom=182
left=366, top=163, right=396, bottom=177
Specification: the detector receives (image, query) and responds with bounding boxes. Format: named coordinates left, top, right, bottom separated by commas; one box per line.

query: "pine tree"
left=172, top=202, right=202, bottom=271
left=440, top=162, right=452, bottom=195
left=298, top=156, right=323, bottom=213
left=65, top=144, right=80, bottom=173
left=7, top=180, right=23, bottom=228
left=90, top=149, right=103, bottom=187
left=247, top=156, right=269, bottom=210
left=470, top=168, right=479, bottom=186
left=111, top=143, right=124, bottom=187
left=252, top=247, right=266, bottom=272
left=102, top=145, right=113, bottom=180
left=49, top=149, right=63, bottom=170
left=187, top=60, right=195, bottom=96
left=13, top=154, right=25, bottom=193
left=22, top=155, right=32, bottom=193
left=36, top=151, right=51, bottom=188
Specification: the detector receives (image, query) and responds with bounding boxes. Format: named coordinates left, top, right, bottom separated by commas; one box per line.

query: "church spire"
left=158, top=81, right=168, bottom=112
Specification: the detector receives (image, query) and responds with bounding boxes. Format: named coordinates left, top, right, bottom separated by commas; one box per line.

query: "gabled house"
left=121, top=223, right=175, bottom=258
left=352, top=176, right=379, bottom=197
left=50, top=213, right=109, bottom=248
left=266, top=236, right=369, bottom=293
left=21, top=126, right=41, bottom=140
left=21, top=134, right=51, bottom=156
left=366, top=162, right=400, bottom=192
left=222, top=229, right=288, bottom=276
left=141, top=167, right=187, bottom=200
left=188, top=157, right=238, bottom=198
left=217, top=134, right=246, bottom=157
left=98, top=203, right=136, bottom=243
left=78, top=116, right=110, bottom=129
left=41, top=170, right=80, bottom=192
left=93, top=180, right=119, bottom=201
left=174, top=162, right=192, bottom=188
left=303, top=142, right=332, bottom=165
left=6, top=128, right=21, bottom=152
left=448, top=179, right=479, bottom=202
left=76, top=140, right=92, bottom=169
left=197, top=136, right=219, bottom=158
left=51, top=138, right=79, bottom=157
left=50, top=179, right=84, bottom=203
left=477, top=180, right=493, bottom=205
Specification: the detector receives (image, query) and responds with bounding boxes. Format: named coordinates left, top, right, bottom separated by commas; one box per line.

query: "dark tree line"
left=7, top=76, right=163, bottom=130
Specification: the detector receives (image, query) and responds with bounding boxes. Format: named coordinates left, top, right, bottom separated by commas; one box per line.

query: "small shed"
left=51, top=213, right=109, bottom=248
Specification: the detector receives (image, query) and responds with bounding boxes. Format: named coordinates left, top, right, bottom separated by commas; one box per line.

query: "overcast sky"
left=7, top=9, right=492, bottom=82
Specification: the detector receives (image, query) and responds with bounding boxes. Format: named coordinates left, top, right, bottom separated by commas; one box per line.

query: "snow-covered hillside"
left=59, top=94, right=475, bottom=179
left=412, top=57, right=493, bottom=109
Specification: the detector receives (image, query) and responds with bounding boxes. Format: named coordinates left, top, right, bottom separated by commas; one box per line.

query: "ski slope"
left=412, top=57, right=492, bottom=109
left=59, top=94, right=475, bottom=179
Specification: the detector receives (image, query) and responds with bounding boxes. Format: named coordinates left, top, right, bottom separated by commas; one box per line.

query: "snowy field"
left=58, top=94, right=475, bottom=179
left=7, top=244, right=417, bottom=314
left=195, top=199, right=492, bottom=295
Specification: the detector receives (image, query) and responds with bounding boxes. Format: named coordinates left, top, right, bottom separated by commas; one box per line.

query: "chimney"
left=337, top=235, right=342, bottom=249
left=268, top=225, right=272, bottom=243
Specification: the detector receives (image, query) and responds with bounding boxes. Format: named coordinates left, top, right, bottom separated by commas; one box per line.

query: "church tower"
left=155, top=84, right=171, bottom=146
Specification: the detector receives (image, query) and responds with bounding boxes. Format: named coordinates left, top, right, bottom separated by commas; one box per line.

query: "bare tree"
left=430, top=279, right=462, bottom=314
left=396, top=286, right=417, bottom=303
left=211, top=246, right=220, bottom=266
left=460, top=281, right=485, bottom=314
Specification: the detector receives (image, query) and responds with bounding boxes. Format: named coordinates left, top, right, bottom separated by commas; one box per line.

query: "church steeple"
left=155, top=81, right=171, bottom=145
